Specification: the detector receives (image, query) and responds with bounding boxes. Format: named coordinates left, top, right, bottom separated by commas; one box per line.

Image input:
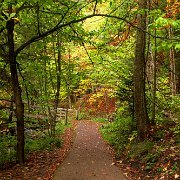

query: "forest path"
left=53, top=120, right=127, bottom=180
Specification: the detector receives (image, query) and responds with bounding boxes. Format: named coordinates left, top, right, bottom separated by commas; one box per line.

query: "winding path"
left=53, top=120, right=127, bottom=180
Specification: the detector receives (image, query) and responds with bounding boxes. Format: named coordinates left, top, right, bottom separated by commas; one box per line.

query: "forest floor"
left=0, top=122, right=75, bottom=179
left=0, top=120, right=127, bottom=180
left=0, top=119, right=179, bottom=179
left=53, top=120, right=127, bottom=180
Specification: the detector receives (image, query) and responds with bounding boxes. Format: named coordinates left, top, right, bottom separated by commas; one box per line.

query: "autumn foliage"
left=78, top=88, right=116, bottom=116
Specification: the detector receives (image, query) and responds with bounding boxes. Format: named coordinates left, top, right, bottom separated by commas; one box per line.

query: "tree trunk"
left=52, top=38, right=62, bottom=136
left=169, top=27, right=176, bottom=95
left=175, top=50, right=180, bottom=94
left=134, top=0, right=149, bottom=140
left=152, top=29, right=157, bottom=125
left=7, top=18, right=25, bottom=164
left=174, top=25, right=180, bottom=94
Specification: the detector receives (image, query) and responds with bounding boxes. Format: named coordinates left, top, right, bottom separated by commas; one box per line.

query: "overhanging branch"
left=14, top=13, right=179, bottom=57
left=14, top=14, right=134, bottom=56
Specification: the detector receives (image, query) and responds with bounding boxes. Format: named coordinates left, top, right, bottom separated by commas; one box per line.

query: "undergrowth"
left=100, top=116, right=133, bottom=155
left=0, top=120, right=66, bottom=168
left=100, top=115, right=180, bottom=179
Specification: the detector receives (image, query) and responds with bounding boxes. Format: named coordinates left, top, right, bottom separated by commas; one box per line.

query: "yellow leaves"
left=12, top=17, right=20, bottom=22
left=167, top=0, right=179, bottom=4
left=165, top=1, right=180, bottom=18
left=163, top=161, right=170, bottom=172
left=167, top=0, right=171, bottom=3
left=88, top=92, right=103, bottom=105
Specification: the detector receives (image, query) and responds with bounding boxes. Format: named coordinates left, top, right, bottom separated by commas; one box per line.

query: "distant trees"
left=0, top=0, right=179, bottom=165
left=0, top=0, right=98, bottom=164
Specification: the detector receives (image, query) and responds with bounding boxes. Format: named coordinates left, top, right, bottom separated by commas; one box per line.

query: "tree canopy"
left=0, top=0, right=179, bottom=178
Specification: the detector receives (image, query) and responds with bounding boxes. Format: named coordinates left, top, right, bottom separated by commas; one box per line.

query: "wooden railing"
left=56, top=108, right=78, bottom=120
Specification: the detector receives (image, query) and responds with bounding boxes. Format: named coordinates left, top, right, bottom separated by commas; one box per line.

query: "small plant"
left=100, top=116, right=133, bottom=155
left=92, top=117, right=107, bottom=123
left=0, top=135, right=17, bottom=167
left=25, top=136, right=62, bottom=154
left=145, top=162, right=155, bottom=171
left=77, top=110, right=90, bottom=120
left=55, top=121, right=66, bottom=134
left=128, top=140, right=154, bottom=159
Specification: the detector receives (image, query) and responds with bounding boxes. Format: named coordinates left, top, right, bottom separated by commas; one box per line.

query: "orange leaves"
left=165, top=1, right=180, bottom=18
left=79, top=87, right=116, bottom=116
left=109, top=23, right=134, bottom=46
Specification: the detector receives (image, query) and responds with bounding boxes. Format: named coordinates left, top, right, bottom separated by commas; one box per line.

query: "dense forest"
left=0, top=0, right=179, bottom=179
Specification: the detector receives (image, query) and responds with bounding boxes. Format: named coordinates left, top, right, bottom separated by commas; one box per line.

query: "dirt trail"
left=53, top=120, right=127, bottom=180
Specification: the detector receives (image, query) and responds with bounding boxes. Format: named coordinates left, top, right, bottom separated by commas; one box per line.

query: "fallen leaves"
left=0, top=121, right=76, bottom=179
left=115, top=125, right=180, bottom=180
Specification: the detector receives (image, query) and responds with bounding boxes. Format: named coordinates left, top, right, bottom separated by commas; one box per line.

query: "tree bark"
left=175, top=50, right=180, bottom=94
left=134, top=0, right=149, bottom=140
left=6, top=17, right=25, bottom=164
left=152, top=29, right=157, bottom=125
left=174, top=25, right=180, bottom=94
left=52, top=37, right=62, bottom=136
left=169, top=27, right=176, bottom=95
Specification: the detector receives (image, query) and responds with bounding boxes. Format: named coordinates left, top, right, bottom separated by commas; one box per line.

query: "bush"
left=77, top=110, right=90, bottom=120
left=100, top=116, right=133, bottom=155
left=25, top=136, right=62, bottom=154
left=55, top=121, right=66, bottom=134
left=0, top=135, right=17, bottom=167
left=92, top=117, right=107, bottom=123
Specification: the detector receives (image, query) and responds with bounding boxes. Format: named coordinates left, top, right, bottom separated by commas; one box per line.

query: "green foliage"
left=100, top=116, right=133, bottom=155
left=0, top=135, right=17, bottom=166
left=55, top=121, right=66, bottom=134
left=128, top=140, right=154, bottom=159
left=77, top=110, right=91, bottom=120
left=154, top=94, right=180, bottom=125
left=92, top=117, right=107, bottom=123
left=25, top=136, right=62, bottom=153
left=171, top=124, right=180, bottom=144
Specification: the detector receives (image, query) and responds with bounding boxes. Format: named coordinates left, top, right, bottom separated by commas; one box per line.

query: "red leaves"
left=79, top=89, right=116, bottom=116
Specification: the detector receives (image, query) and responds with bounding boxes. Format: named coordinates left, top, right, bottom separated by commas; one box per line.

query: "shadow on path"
left=53, top=120, right=127, bottom=180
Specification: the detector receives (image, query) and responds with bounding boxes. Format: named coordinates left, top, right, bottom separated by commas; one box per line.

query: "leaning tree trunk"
left=134, top=0, right=149, bottom=140
left=7, top=15, right=25, bottom=164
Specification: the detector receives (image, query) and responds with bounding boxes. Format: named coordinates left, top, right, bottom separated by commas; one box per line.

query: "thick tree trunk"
left=134, top=0, right=149, bottom=140
left=174, top=26, right=180, bottom=94
left=7, top=18, right=25, bottom=164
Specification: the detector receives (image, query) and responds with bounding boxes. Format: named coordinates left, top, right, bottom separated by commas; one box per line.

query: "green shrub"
left=25, top=136, right=62, bottom=153
left=77, top=110, right=90, bottom=120
left=100, top=116, right=133, bottom=155
left=92, top=117, right=107, bottom=123
left=55, top=121, right=66, bottom=134
left=0, top=135, right=17, bottom=166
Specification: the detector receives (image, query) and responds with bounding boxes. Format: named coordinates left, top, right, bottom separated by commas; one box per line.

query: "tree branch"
left=69, top=24, right=94, bottom=65
left=14, top=13, right=179, bottom=57
left=93, top=0, right=98, bottom=14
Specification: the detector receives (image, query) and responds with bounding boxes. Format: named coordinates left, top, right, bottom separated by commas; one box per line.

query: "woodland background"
left=0, top=0, right=179, bottom=179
